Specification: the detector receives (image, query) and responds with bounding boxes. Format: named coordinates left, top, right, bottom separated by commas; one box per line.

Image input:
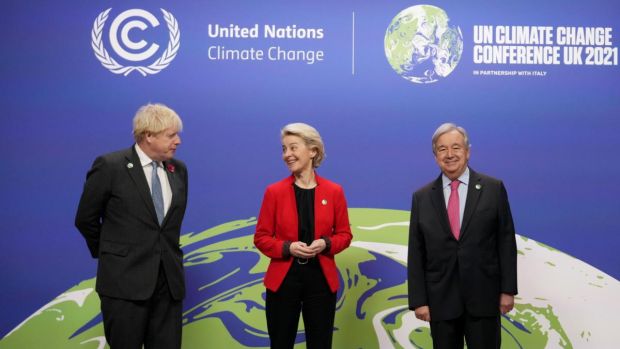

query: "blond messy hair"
left=133, top=103, right=183, bottom=142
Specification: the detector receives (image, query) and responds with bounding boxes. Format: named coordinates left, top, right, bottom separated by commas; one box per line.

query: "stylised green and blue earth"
left=1, top=208, right=618, bottom=348
left=385, top=5, right=463, bottom=84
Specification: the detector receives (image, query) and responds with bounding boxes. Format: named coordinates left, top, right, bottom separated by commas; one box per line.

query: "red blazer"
left=254, top=173, right=352, bottom=293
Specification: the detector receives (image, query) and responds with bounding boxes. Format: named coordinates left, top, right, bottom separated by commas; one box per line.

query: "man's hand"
left=414, top=305, right=431, bottom=322
left=499, top=293, right=514, bottom=314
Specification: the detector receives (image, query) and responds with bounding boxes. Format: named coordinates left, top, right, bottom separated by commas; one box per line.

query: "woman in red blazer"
left=254, top=123, right=352, bottom=349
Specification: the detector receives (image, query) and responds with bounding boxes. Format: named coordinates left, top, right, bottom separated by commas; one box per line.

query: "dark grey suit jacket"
left=75, top=146, right=188, bottom=301
left=408, top=168, right=517, bottom=320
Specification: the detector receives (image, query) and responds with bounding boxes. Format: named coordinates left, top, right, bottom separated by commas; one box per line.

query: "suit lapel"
left=125, top=147, right=159, bottom=224
left=162, top=161, right=180, bottom=226
left=430, top=175, right=454, bottom=239
left=460, top=169, right=482, bottom=239
left=286, top=175, right=298, bottom=240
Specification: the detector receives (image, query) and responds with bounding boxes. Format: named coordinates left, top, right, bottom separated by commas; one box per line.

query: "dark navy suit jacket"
left=76, top=146, right=188, bottom=301
left=408, top=169, right=518, bottom=320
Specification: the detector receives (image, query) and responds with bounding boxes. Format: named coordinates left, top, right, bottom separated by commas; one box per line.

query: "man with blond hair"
left=76, top=103, right=188, bottom=348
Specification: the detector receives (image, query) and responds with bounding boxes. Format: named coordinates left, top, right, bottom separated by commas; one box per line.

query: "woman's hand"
left=289, top=241, right=316, bottom=258
left=308, top=239, right=327, bottom=254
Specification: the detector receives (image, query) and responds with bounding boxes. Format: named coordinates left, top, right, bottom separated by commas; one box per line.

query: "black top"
left=294, top=183, right=315, bottom=246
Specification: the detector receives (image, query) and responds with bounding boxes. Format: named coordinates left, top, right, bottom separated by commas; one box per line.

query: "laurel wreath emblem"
left=91, top=8, right=180, bottom=76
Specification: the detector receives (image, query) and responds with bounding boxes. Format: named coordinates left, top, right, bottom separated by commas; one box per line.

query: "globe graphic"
left=1, top=208, right=619, bottom=348
left=385, top=5, right=463, bottom=84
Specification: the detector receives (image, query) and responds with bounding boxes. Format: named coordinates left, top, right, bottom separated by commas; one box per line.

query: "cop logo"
left=91, top=8, right=180, bottom=76
left=384, top=5, right=463, bottom=84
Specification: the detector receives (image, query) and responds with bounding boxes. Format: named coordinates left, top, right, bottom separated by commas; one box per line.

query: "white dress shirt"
left=135, top=144, right=172, bottom=216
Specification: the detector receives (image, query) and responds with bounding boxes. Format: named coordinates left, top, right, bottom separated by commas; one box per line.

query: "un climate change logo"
left=91, top=8, right=180, bottom=76
left=385, top=5, right=463, bottom=84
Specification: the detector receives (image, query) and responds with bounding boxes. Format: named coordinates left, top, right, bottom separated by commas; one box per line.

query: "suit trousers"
left=265, top=259, right=337, bottom=349
left=430, top=312, right=500, bottom=349
left=100, top=262, right=182, bottom=349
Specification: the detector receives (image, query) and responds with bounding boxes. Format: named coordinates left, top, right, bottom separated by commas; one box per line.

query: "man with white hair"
left=408, top=123, right=518, bottom=348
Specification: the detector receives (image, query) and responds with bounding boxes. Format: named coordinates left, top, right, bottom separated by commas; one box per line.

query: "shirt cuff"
left=282, top=241, right=292, bottom=259
left=320, top=236, right=331, bottom=254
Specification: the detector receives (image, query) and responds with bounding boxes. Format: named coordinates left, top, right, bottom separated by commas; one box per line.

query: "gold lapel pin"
left=127, top=163, right=134, bottom=169
left=322, top=199, right=328, bottom=205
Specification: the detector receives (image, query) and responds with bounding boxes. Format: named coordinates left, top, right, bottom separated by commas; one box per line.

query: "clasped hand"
left=290, top=239, right=325, bottom=258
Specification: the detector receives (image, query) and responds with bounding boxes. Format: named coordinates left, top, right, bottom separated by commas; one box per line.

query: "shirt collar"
left=134, top=144, right=158, bottom=167
left=442, top=167, right=470, bottom=189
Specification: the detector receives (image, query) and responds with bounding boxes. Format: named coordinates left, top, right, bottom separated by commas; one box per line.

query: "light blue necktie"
left=151, top=161, right=164, bottom=225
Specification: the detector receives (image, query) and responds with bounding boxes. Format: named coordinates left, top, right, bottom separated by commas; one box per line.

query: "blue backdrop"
left=2, top=0, right=619, bottom=342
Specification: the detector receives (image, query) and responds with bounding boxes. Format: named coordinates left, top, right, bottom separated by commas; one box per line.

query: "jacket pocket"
left=482, top=264, right=499, bottom=277
left=425, top=270, right=443, bottom=282
left=100, top=240, right=129, bottom=257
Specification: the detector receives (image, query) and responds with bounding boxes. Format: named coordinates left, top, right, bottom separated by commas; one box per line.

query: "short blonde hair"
left=133, top=103, right=183, bottom=142
left=281, top=123, right=325, bottom=168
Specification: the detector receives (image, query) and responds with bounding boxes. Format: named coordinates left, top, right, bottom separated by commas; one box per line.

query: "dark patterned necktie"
left=151, top=161, right=164, bottom=225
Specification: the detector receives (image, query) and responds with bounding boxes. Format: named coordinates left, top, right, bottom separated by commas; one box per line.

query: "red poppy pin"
left=166, top=163, right=175, bottom=173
